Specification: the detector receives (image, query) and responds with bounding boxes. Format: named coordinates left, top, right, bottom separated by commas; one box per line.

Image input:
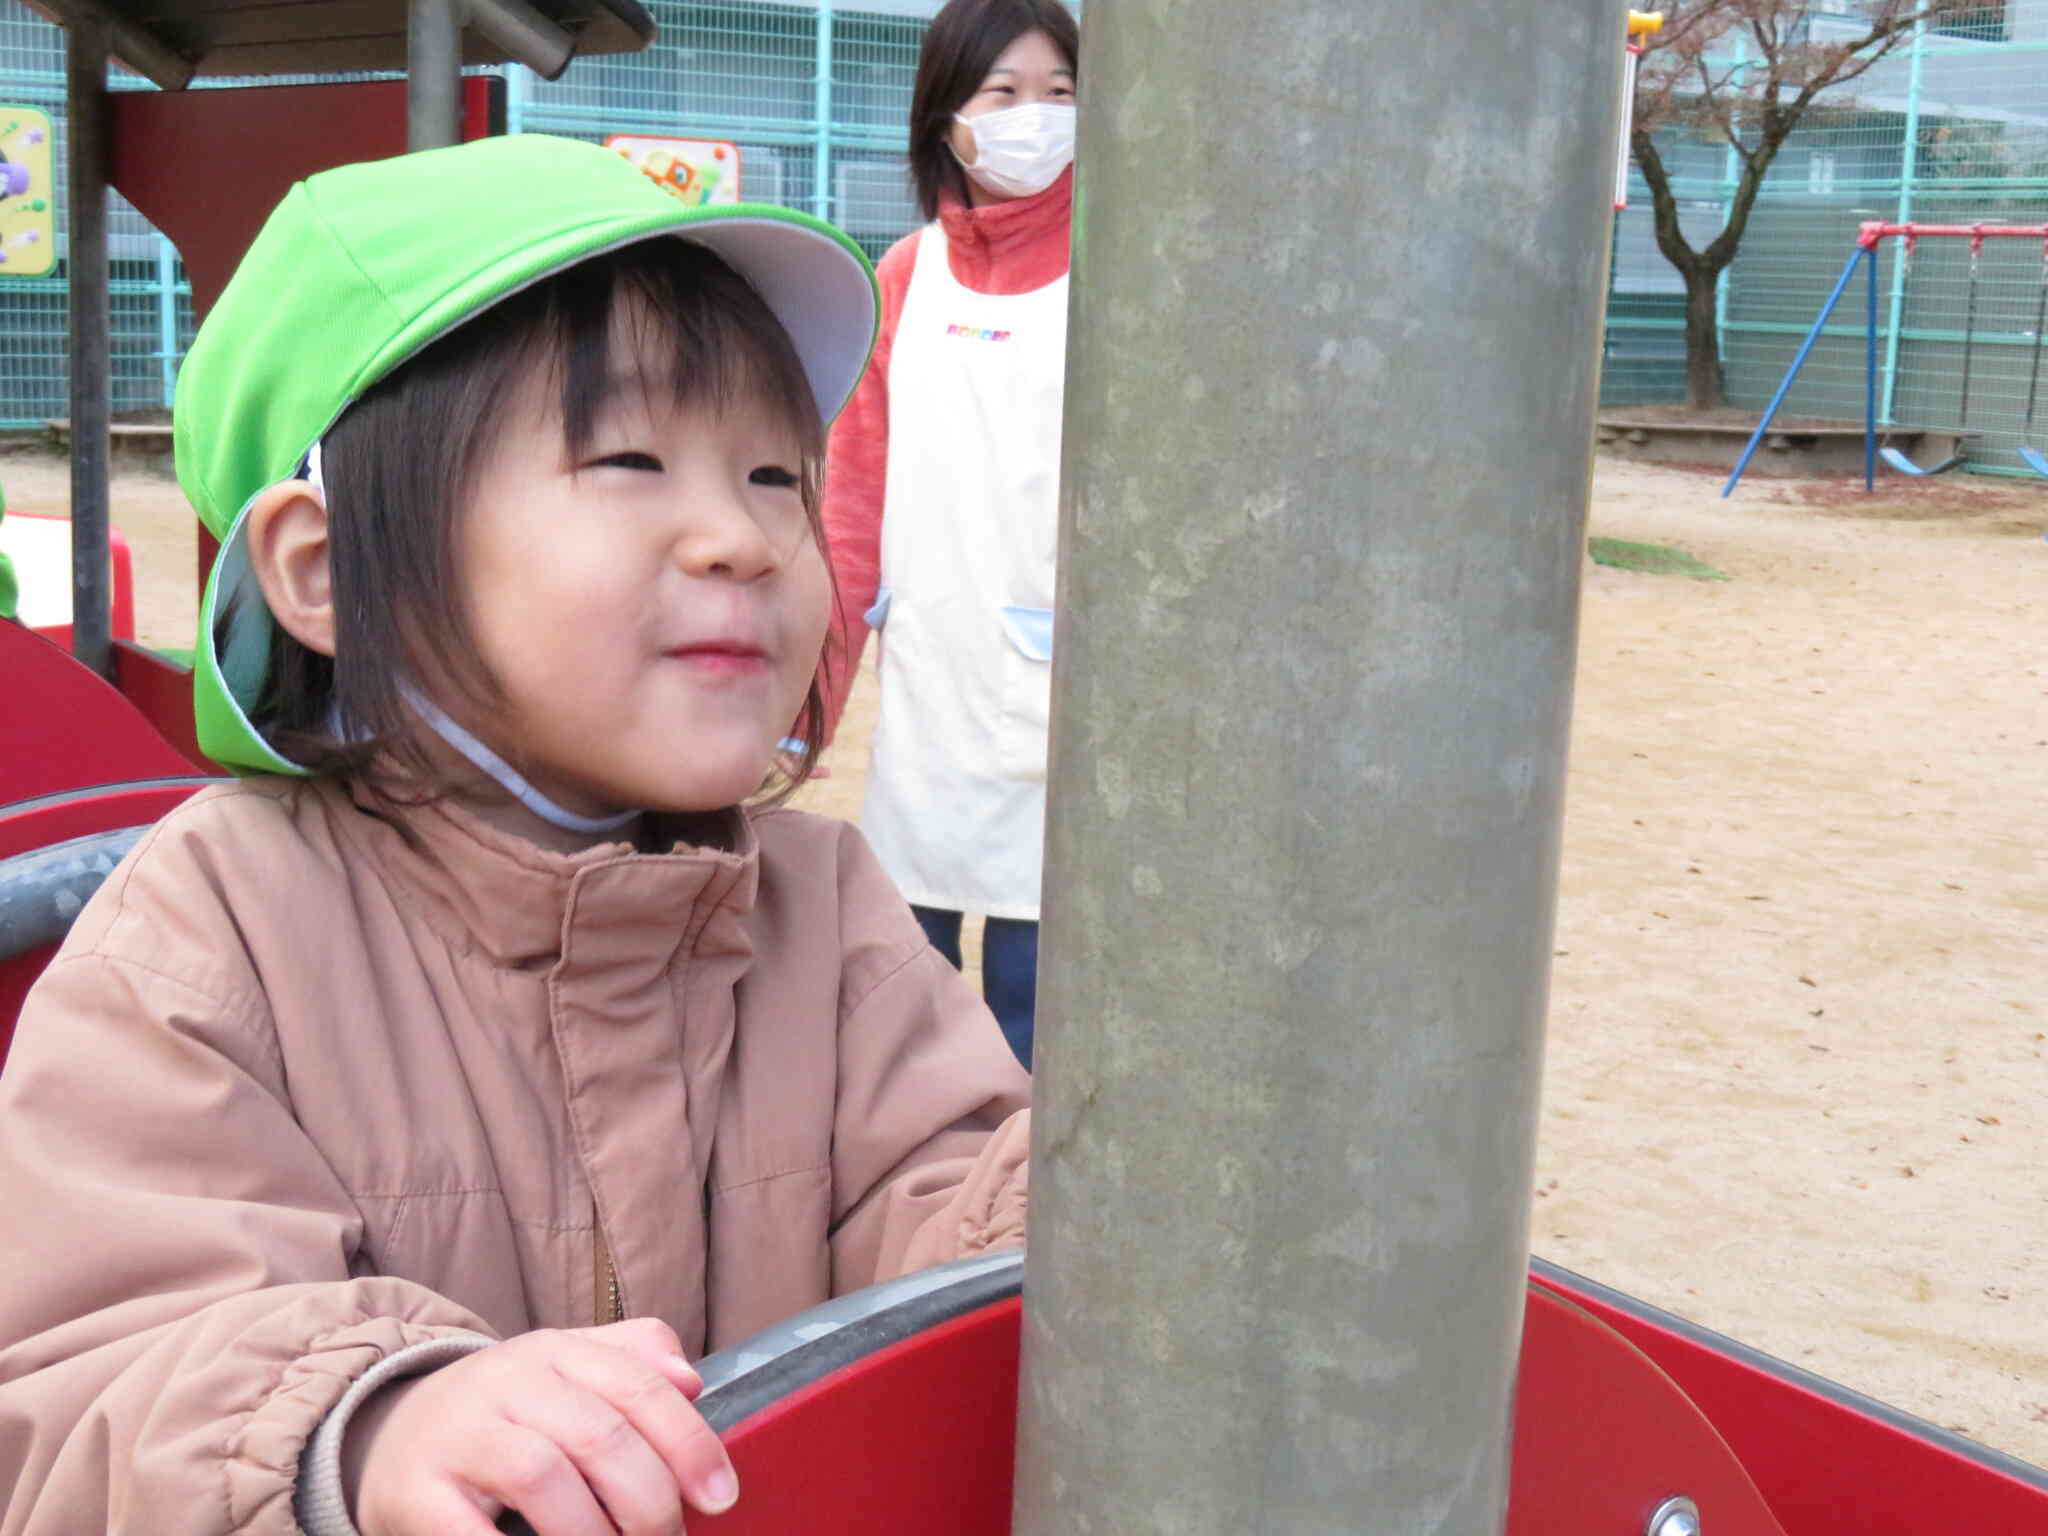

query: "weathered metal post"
left=1014, top=1, right=1619, bottom=1530
left=65, top=14, right=113, bottom=679
left=407, top=0, right=464, bottom=150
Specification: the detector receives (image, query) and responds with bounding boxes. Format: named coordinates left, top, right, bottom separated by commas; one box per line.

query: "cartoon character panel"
left=0, top=107, right=53, bottom=277
left=605, top=133, right=742, bottom=207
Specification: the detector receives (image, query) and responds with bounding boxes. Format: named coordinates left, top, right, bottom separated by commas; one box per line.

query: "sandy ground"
left=6, top=443, right=2047, bottom=1467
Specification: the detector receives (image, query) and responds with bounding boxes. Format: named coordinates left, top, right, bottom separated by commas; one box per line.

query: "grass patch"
left=1588, top=537, right=1729, bottom=581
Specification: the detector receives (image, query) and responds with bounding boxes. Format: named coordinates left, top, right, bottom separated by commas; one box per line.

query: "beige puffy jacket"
left=0, top=778, right=1031, bottom=1534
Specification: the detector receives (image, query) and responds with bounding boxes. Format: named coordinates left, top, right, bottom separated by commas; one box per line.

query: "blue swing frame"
left=1724, top=229, right=2048, bottom=496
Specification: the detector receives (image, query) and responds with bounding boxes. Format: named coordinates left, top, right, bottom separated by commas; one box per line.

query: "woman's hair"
left=907, top=0, right=1080, bottom=221
left=246, top=237, right=832, bottom=804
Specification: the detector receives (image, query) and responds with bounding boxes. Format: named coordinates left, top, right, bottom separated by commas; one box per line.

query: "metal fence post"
left=1716, top=32, right=1745, bottom=374
left=155, top=233, right=177, bottom=409
left=1012, top=1, right=1618, bottom=1530
left=811, top=0, right=834, bottom=223
left=407, top=0, right=463, bottom=151
left=1881, top=19, right=1927, bottom=428
left=505, top=60, right=528, bottom=134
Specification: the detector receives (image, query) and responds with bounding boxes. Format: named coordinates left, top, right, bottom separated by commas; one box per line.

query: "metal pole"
left=466, top=0, right=573, bottom=79
left=1867, top=238, right=1880, bottom=491
left=1013, top=2, right=1618, bottom=1531
left=156, top=234, right=178, bottom=409
left=1716, top=33, right=1745, bottom=377
left=1880, top=20, right=1926, bottom=427
left=408, top=0, right=464, bottom=152
left=43, top=0, right=194, bottom=91
left=66, top=15, right=113, bottom=679
left=504, top=58, right=528, bottom=134
left=812, top=0, right=834, bottom=222
left=1722, top=244, right=1867, bottom=497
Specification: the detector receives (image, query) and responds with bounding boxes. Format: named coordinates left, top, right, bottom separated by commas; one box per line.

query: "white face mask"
left=953, top=102, right=1076, bottom=199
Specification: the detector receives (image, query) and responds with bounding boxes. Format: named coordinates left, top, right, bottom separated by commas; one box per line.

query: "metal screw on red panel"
left=1646, top=1495, right=1701, bottom=1536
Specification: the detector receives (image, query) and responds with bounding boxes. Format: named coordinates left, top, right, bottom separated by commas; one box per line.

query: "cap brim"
left=664, top=208, right=878, bottom=425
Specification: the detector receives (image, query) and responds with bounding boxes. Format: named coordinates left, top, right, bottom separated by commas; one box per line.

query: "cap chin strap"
left=405, top=686, right=643, bottom=837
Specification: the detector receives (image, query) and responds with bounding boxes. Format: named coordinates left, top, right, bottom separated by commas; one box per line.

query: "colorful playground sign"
left=0, top=107, right=55, bottom=277
left=605, top=134, right=741, bottom=207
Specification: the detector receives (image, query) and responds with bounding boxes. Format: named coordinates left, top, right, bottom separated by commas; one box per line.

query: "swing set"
left=1724, top=221, right=2048, bottom=497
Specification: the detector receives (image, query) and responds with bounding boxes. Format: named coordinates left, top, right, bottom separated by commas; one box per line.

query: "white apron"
left=860, top=223, right=1068, bottom=920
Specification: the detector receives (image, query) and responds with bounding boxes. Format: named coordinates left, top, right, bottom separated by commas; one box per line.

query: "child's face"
left=444, top=325, right=829, bottom=820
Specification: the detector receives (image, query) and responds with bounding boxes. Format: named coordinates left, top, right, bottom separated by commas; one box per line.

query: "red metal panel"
left=697, top=1302, right=1020, bottom=1534
left=109, top=641, right=205, bottom=771
left=1509, top=1285, right=1785, bottom=1535
left=663, top=1284, right=1788, bottom=1534
left=0, top=780, right=215, bottom=861
left=0, top=623, right=200, bottom=800
left=108, top=75, right=502, bottom=321
left=1531, top=1269, right=2048, bottom=1535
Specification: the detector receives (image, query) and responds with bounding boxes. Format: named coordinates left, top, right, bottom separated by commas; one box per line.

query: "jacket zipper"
left=594, top=1205, right=623, bottom=1325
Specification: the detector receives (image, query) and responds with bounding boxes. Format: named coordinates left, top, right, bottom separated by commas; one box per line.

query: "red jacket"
left=818, top=168, right=1075, bottom=744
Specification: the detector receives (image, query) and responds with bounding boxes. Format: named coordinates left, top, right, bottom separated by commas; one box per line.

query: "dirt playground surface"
left=7, top=446, right=2047, bottom=1467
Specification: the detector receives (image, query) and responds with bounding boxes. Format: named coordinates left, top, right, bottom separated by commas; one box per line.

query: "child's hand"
left=349, top=1318, right=738, bottom=1535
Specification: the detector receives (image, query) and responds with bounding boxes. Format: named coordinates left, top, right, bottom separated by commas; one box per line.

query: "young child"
left=0, top=135, right=1031, bottom=1536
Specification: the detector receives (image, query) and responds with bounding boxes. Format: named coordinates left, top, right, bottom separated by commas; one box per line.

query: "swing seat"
left=1878, top=433, right=1974, bottom=478
left=2017, top=444, right=2048, bottom=478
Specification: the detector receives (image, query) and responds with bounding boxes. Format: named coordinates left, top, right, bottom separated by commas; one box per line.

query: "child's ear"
left=245, top=480, right=336, bottom=657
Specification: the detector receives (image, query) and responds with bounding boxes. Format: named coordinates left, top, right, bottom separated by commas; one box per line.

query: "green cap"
left=174, top=133, right=879, bottom=776
left=0, top=494, right=16, bottom=622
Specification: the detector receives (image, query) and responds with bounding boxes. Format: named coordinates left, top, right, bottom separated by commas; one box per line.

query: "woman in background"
left=819, top=0, right=1078, bottom=1070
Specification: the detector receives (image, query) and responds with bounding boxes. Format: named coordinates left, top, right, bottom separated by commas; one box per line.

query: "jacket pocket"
left=995, top=606, right=1053, bottom=782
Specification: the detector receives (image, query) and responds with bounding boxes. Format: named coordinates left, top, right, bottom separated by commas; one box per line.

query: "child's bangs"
left=550, top=240, right=826, bottom=463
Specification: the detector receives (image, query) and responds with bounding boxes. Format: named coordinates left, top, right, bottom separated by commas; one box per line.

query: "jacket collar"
left=936, top=165, right=1074, bottom=276
left=326, top=778, right=761, bottom=972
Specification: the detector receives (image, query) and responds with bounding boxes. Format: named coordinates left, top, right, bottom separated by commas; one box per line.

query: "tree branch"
left=1632, top=128, right=1702, bottom=280
left=1618, top=0, right=1986, bottom=402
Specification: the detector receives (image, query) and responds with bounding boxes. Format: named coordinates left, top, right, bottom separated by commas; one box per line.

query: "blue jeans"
left=910, top=905, right=1037, bottom=1071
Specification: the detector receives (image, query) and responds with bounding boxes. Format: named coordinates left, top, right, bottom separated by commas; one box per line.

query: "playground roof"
left=24, top=0, right=654, bottom=88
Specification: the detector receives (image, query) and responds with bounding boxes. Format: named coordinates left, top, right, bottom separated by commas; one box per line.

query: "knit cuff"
left=292, top=1332, right=494, bottom=1536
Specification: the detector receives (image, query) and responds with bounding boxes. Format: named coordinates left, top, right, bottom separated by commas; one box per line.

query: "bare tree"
left=1631, top=0, right=1976, bottom=409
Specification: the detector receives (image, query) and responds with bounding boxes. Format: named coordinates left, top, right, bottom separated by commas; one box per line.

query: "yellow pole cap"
left=1626, top=10, right=1665, bottom=38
